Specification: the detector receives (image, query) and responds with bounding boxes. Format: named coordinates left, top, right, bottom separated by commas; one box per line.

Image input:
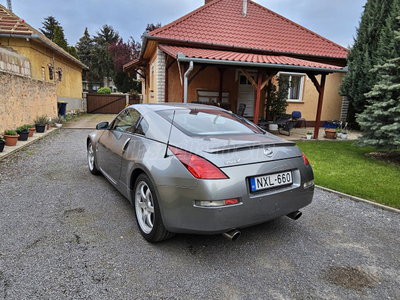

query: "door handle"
left=122, top=138, right=131, bottom=155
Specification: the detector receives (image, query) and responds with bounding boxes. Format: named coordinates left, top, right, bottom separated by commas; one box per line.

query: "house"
left=0, top=4, right=87, bottom=133
left=124, top=0, right=348, bottom=138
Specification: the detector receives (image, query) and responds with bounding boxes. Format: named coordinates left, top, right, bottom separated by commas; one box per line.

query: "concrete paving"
left=0, top=128, right=57, bottom=160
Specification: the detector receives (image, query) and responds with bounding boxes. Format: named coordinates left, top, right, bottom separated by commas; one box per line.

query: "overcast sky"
left=3, top=0, right=366, bottom=49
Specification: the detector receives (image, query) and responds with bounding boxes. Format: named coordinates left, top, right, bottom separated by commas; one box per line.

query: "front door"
left=237, top=72, right=257, bottom=118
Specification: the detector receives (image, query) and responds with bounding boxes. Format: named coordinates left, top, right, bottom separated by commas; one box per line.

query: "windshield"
left=157, top=108, right=263, bottom=136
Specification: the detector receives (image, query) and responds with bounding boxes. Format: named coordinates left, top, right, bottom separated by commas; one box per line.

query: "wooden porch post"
left=253, top=69, right=262, bottom=125
left=164, top=59, right=175, bottom=103
left=307, top=73, right=327, bottom=139
left=218, top=68, right=226, bottom=103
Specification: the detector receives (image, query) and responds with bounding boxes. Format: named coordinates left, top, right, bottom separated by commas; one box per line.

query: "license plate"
left=250, top=171, right=293, bottom=192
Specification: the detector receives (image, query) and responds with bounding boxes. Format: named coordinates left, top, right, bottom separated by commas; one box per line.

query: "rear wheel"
left=134, top=174, right=174, bottom=242
left=87, top=141, right=100, bottom=175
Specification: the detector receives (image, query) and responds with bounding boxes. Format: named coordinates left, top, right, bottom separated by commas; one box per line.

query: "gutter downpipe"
left=183, top=60, right=194, bottom=103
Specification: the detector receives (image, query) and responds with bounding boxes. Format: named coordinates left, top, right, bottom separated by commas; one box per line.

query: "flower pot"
left=269, top=124, right=278, bottom=131
left=0, top=140, right=5, bottom=152
left=337, top=132, right=342, bottom=138
left=17, top=130, right=29, bottom=141
left=56, top=123, right=63, bottom=129
left=306, top=134, right=312, bottom=140
left=28, top=127, right=35, bottom=137
left=4, top=134, right=20, bottom=146
left=341, top=133, right=348, bottom=139
left=35, top=124, right=46, bottom=133
left=46, top=124, right=50, bottom=130
left=325, top=128, right=336, bottom=139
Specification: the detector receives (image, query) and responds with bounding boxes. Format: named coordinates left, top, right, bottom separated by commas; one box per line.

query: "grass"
left=296, top=141, right=400, bottom=209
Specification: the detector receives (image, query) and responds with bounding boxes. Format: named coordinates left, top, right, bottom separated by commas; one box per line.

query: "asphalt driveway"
left=0, top=129, right=399, bottom=299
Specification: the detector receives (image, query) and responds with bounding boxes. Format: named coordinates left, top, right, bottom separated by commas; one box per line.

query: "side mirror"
left=96, top=122, right=109, bottom=130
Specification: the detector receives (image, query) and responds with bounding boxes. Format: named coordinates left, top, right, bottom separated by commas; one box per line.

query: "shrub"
left=97, top=87, right=111, bottom=94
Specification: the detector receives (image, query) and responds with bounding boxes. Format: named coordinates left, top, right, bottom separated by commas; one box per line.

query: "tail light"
left=169, top=146, right=228, bottom=179
left=302, top=152, right=310, bottom=165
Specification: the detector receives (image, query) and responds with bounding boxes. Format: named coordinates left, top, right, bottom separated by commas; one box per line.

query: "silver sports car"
left=87, top=103, right=314, bottom=242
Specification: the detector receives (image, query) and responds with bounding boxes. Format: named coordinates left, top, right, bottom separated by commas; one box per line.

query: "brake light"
left=169, top=146, right=228, bottom=179
left=302, top=152, right=310, bottom=165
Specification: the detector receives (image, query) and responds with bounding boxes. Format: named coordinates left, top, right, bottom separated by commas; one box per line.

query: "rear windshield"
left=157, top=108, right=262, bottom=136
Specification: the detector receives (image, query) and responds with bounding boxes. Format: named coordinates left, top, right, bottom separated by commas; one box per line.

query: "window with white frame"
left=279, top=72, right=305, bottom=102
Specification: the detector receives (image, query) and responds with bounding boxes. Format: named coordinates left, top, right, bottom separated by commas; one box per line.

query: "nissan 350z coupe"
left=87, top=103, right=314, bottom=242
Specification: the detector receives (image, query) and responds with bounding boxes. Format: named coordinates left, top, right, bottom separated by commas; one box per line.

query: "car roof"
left=128, top=103, right=226, bottom=113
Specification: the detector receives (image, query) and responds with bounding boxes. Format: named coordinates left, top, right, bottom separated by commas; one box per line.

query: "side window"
left=112, top=108, right=141, bottom=132
left=135, top=118, right=149, bottom=135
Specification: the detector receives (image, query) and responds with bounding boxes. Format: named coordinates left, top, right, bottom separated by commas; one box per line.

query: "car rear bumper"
left=157, top=184, right=313, bottom=234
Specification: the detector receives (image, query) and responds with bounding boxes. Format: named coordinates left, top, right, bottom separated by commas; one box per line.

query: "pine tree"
left=356, top=19, right=400, bottom=151
left=76, top=28, right=93, bottom=80
left=340, top=0, right=393, bottom=127
left=91, top=25, right=120, bottom=86
left=53, top=26, right=68, bottom=51
left=40, top=16, right=60, bottom=41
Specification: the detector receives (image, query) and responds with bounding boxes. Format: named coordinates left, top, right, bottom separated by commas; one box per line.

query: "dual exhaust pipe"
left=222, top=210, right=302, bottom=242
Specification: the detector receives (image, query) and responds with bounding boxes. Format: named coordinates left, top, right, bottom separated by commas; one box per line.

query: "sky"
left=2, top=0, right=367, bottom=49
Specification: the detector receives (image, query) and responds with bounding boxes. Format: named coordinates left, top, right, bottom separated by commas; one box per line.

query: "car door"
left=96, top=108, right=141, bottom=183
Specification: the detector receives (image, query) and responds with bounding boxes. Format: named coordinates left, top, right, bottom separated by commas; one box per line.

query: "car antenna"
left=164, top=110, right=176, bottom=158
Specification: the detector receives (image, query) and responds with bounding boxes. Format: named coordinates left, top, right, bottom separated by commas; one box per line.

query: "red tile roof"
left=150, top=0, right=347, bottom=59
left=159, top=45, right=344, bottom=70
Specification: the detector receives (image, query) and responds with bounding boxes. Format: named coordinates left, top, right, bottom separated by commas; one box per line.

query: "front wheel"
left=87, top=141, right=100, bottom=175
left=134, top=174, right=174, bottom=242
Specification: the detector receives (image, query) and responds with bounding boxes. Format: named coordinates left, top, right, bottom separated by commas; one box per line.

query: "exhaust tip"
left=222, top=229, right=241, bottom=242
left=286, top=211, right=302, bottom=220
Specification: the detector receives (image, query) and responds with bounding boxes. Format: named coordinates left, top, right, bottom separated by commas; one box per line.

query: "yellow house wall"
left=146, top=54, right=158, bottom=103
left=287, top=72, right=344, bottom=122
left=0, top=37, right=83, bottom=101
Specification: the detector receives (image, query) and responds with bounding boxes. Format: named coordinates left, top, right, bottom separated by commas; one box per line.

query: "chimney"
left=205, top=0, right=213, bottom=5
left=242, top=0, right=248, bottom=17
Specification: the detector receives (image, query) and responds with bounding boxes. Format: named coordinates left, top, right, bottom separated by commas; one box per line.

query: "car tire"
left=134, top=174, right=175, bottom=242
left=87, top=141, right=100, bottom=175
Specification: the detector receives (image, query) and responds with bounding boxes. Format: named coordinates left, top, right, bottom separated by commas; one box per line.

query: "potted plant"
left=4, top=129, right=19, bottom=146
left=306, top=131, right=313, bottom=140
left=53, top=116, right=65, bottom=128
left=25, top=124, right=36, bottom=137
left=336, top=128, right=342, bottom=139
left=341, top=129, right=348, bottom=139
left=0, top=134, right=5, bottom=152
left=16, top=125, right=30, bottom=141
left=325, top=128, right=336, bottom=139
left=34, top=115, right=48, bottom=133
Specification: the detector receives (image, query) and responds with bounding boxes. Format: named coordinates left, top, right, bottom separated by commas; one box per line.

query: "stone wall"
left=0, top=48, right=57, bottom=133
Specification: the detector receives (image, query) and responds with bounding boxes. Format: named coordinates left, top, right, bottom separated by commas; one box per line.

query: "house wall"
left=287, top=72, right=344, bottom=123
left=0, top=46, right=57, bottom=134
left=0, top=37, right=83, bottom=111
left=0, top=73, right=57, bottom=134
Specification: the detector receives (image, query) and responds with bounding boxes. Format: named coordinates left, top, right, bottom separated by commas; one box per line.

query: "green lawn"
left=296, top=141, right=400, bottom=209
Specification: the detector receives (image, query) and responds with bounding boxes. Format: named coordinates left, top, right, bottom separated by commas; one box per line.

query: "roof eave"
left=0, top=33, right=88, bottom=69
left=146, top=34, right=347, bottom=63
left=176, top=53, right=347, bottom=74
